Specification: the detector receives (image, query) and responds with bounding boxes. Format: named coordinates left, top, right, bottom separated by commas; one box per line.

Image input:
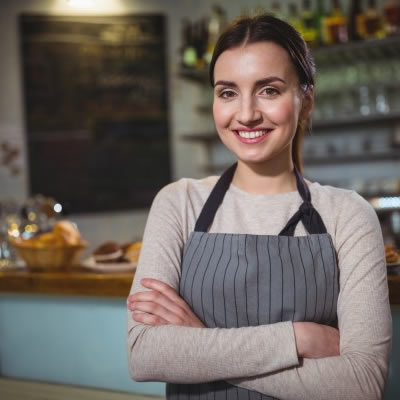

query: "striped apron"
left=167, top=163, right=339, bottom=400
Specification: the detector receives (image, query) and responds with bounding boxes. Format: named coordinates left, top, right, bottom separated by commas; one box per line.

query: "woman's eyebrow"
left=214, top=80, right=237, bottom=88
left=255, top=76, right=286, bottom=86
left=214, top=76, right=286, bottom=88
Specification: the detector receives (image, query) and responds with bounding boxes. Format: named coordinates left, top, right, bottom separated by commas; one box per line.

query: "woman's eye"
left=261, top=87, right=279, bottom=96
left=219, top=90, right=236, bottom=99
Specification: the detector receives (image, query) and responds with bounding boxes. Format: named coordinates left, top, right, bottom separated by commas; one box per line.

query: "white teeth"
left=237, top=130, right=268, bottom=139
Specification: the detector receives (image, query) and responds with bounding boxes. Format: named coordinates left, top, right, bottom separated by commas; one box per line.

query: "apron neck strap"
left=279, top=164, right=327, bottom=236
left=194, top=162, right=327, bottom=235
left=194, top=163, right=237, bottom=232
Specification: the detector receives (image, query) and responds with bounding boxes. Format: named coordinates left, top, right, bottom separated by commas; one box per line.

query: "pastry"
left=124, top=241, right=142, bottom=264
left=53, top=220, right=81, bottom=245
left=93, top=241, right=123, bottom=263
left=385, top=244, right=399, bottom=264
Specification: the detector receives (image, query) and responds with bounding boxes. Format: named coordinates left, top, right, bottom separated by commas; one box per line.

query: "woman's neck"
left=232, top=159, right=297, bottom=195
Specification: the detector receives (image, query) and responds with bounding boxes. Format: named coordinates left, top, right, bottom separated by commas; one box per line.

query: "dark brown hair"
left=209, top=14, right=315, bottom=173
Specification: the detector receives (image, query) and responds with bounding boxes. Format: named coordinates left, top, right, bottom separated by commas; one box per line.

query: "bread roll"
left=53, top=220, right=81, bottom=245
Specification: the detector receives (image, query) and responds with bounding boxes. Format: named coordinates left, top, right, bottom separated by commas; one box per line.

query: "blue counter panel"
left=0, top=294, right=165, bottom=397
left=1, top=294, right=400, bottom=399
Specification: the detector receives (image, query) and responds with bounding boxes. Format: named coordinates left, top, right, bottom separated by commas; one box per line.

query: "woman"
left=127, top=14, right=391, bottom=400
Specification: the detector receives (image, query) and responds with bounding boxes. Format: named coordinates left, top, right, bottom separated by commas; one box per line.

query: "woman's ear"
left=302, top=85, right=314, bottom=121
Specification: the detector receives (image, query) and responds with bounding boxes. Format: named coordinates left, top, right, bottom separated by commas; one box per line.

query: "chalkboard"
left=19, top=14, right=170, bottom=213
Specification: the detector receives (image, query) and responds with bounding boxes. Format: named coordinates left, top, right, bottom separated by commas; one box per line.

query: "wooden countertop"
left=1, top=267, right=400, bottom=303
left=388, top=274, right=400, bottom=304
left=0, top=267, right=134, bottom=298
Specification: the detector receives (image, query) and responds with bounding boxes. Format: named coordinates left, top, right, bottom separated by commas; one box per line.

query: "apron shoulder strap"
left=194, top=163, right=237, bottom=232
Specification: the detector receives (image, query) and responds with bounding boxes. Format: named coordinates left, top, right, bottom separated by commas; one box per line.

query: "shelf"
left=181, top=133, right=400, bottom=165
left=179, top=67, right=209, bottom=85
left=179, top=36, right=400, bottom=84
left=312, top=36, right=400, bottom=66
left=181, top=132, right=217, bottom=143
left=312, top=111, right=400, bottom=130
left=188, top=110, right=400, bottom=130
left=304, top=151, right=400, bottom=166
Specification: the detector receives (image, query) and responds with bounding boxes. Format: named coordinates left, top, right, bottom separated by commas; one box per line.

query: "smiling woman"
left=212, top=41, right=309, bottom=187
left=127, top=14, right=391, bottom=400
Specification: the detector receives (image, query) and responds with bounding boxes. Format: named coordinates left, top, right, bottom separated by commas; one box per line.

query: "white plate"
left=80, top=256, right=136, bottom=273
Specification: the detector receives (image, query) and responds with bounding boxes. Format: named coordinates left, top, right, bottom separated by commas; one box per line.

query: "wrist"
left=293, top=321, right=307, bottom=358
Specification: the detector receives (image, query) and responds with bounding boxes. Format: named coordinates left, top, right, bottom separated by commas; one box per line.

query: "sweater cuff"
left=228, top=321, right=299, bottom=377
left=279, top=321, right=300, bottom=368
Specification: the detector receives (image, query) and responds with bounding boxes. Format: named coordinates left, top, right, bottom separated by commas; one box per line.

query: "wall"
left=0, top=0, right=396, bottom=247
left=0, top=0, right=212, bottom=250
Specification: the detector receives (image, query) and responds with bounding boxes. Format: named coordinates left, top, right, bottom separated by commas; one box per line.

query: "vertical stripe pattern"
left=167, top=232, right=339, bottom=400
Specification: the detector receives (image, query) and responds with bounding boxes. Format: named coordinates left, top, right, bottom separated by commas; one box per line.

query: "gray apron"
left=167, top=163, right=339, bottom=400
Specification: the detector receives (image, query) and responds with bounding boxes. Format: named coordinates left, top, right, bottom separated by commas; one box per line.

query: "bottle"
left=383, top=0, right=400, bottom=36
left=363, top=0, right=385, bottom=39
left=181, top=19, right=198, bottom=68
left=270, top=1, right=286, bottom=21
left=315, top=0, right=330, bottom=46
left=288, top=3, right=303, bottom=33
left=204, top=5, right=227, bottom=65
left=348, top=0, right=366, bottom=41
left=326, top=0, right=349, bottom=44
left=301, top=0, right=318, bottom=47
left=193, top=18, right=208, bottom=69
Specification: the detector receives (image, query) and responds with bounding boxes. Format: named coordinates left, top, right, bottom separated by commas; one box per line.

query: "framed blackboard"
left=19, top=14, right=170, bottom=213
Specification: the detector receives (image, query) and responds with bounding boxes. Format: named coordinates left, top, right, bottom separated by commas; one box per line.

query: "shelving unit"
left=179, top=36, right=400, bottom=83
left=311, top=36, right=400, bottom=65
left=178, top=36, right=400, bottom=222
left=312, top=111, right=400, bottom=130
left=304, top=151, right=400, bottom=166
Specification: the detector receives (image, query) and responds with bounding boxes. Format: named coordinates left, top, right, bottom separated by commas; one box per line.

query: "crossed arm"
left=128, top=278, right=340, bottom=359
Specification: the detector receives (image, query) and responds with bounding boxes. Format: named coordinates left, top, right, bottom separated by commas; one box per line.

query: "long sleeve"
left=229, top=191, right=392, bottom=400
left=127, top=180, right=300, bottom=383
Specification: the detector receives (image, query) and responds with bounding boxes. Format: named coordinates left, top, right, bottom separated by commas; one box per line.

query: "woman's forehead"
left=213, top=41, right=298, bottom=84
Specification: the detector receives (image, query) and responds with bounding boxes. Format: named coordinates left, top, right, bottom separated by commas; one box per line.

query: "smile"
left=237, top=130, right=270, bottom=139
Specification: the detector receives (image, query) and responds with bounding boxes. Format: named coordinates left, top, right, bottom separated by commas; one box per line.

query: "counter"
left=0, top=267, right=133, bottom=298
left=0, top=267, right=399, bottom=302
left=0, top=267, right=399, bottom=399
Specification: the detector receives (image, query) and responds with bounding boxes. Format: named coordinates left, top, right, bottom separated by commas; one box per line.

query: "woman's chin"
left=236, top=152, right=275, bottom=165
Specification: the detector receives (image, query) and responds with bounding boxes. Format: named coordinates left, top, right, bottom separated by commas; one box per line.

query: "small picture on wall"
left=19, top=13, right=170, bottom=213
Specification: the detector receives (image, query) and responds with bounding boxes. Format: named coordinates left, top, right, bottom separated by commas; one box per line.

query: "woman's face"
left=213, top=41, right=311, bottom=167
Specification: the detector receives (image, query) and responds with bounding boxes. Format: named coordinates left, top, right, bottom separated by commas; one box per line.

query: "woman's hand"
left=127, top=278, right=205, bottom=328
left=293, top=321, right=340, bottom=359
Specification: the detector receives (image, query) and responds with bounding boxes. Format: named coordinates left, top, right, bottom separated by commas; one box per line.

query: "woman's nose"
left=237, top=97, right=262, bottom=125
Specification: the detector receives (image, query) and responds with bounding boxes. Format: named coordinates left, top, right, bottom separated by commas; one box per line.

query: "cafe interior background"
left=0, top=0, right=400, bottom=398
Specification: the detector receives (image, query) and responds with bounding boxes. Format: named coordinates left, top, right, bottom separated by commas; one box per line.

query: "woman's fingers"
left=127, top=279, right=205, bottom=328
left=139, top=279, right=189, bottom=309
left=132, top=310, right=169, bottom=326
left=128, top=289, right=187, bottom=319
left=131, top=301, right=185, bottom=325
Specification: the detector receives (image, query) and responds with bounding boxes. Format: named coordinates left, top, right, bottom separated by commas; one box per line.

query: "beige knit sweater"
left=127, top=176, right=392, bottom=400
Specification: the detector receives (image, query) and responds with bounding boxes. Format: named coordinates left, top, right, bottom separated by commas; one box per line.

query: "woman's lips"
left=234, top=129, right=272, bottom=144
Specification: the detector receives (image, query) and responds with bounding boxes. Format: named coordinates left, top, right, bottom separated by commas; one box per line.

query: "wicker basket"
left=11, top=240, right=88, bottom=270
